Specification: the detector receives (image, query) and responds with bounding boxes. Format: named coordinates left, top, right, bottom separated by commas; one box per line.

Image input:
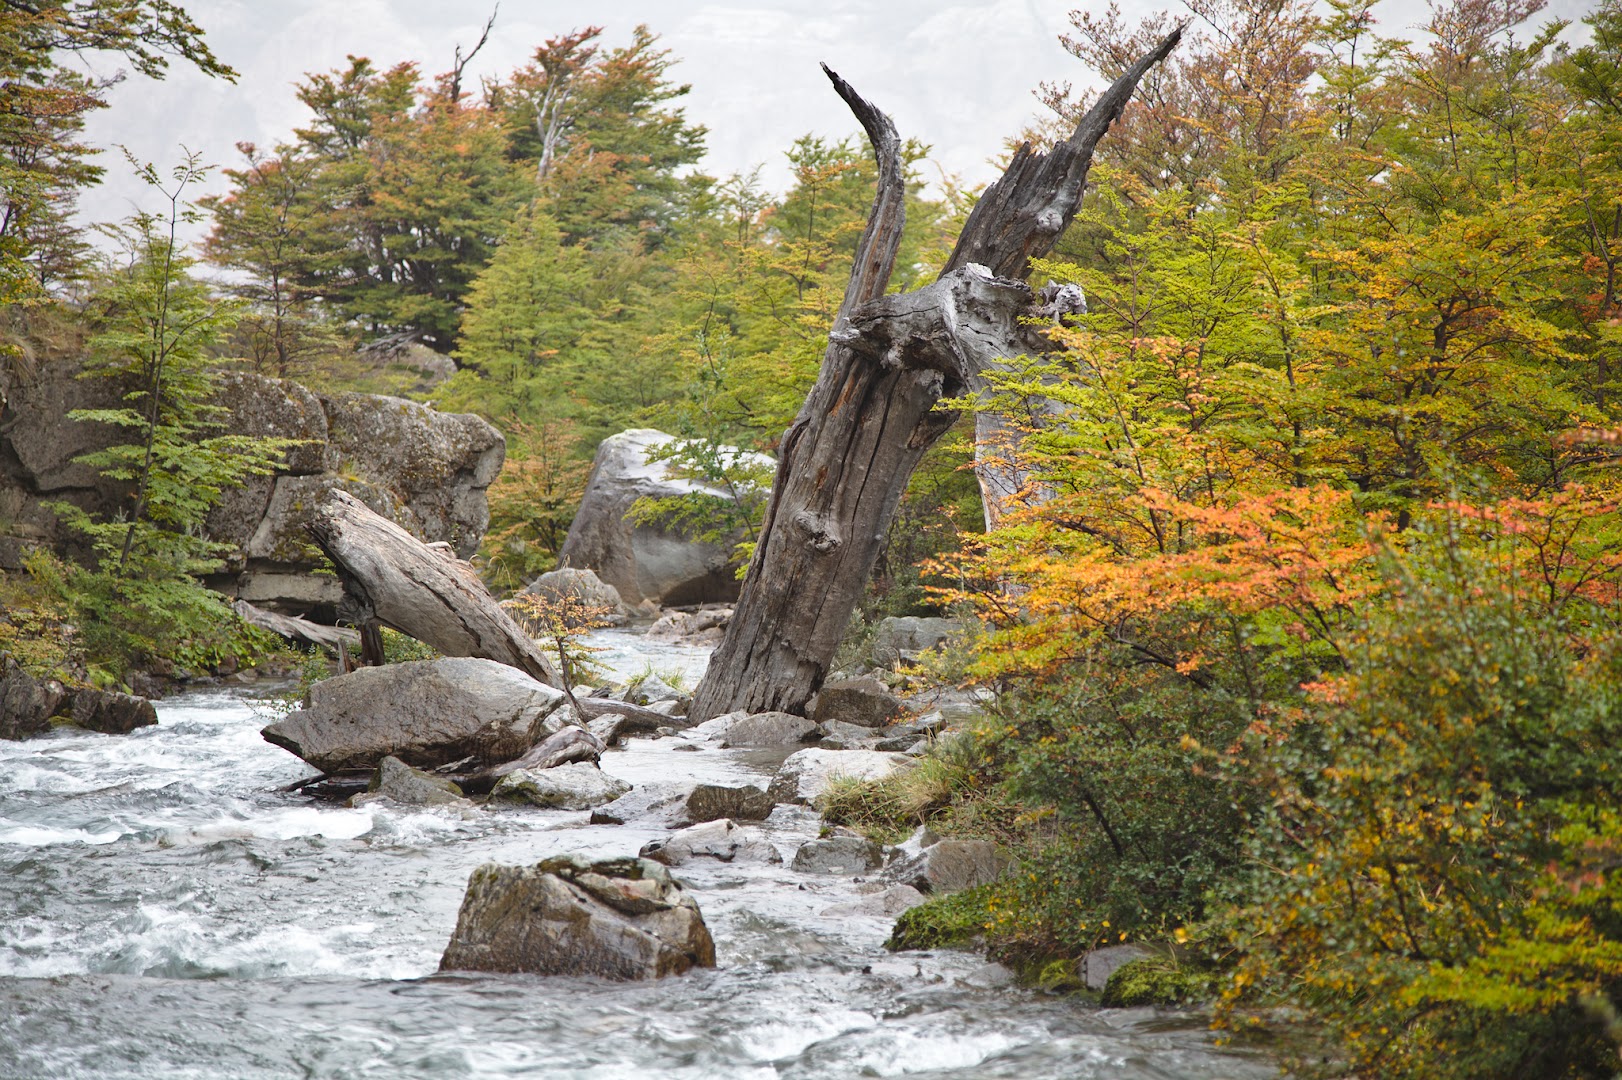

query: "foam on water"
left=0, top=636, right=1277, bottom=1079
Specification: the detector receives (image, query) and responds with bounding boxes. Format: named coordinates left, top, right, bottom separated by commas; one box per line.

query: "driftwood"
left=232, top=598, right=360, bottom=655
left=691, top=32, right=1182, bottom=721
left=307, top=490, right=561, bottom=686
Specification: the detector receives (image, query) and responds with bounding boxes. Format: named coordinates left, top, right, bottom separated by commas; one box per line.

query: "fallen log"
left=307, top=490, right=560, bottom=686
left=232, top=598, right=360, bottom=655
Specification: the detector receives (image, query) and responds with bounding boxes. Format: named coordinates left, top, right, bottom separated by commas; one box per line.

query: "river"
left=0, top=631, right=1275, bottom=1079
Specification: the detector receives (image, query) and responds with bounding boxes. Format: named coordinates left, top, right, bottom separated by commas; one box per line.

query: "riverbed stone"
left=71, top=688, right=158, bottom=734
left=821, top=884, right=927, bottom=918
left=640, top=818, right=782, bottom=866
left=791, top=835, right=885, bottom=875
left=0, top=656, right=65, bottom=740
left=439, top=855, right=715, bottom=979
left=351, top=755, right=472, bottom=809
left=261, top=657, right=567, bottom=773
left=690, top=710, right=819, bottom=748
left=490, top=763, right=632, bottom=810
left=766, top=748, right=912, bottom=806
left=884, top=839, right=1011, bottom=895
left=519, top=566, right=633, bottom=625
left=809, top=675, right=904, bottom=729
left=589, top=781, right=773, bottom=827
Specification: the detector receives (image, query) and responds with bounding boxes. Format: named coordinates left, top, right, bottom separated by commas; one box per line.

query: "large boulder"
left=791, top=836, right=885, bottom=875
left=490, top=763, right=631, bottom=810
left=766, top=748, right=912, bottom=806
left=71, top=688, right=158, bottom=734
left=439, top=855, right=716, bottom=979
left=0, top=361, right=503, bottom=615
left=0, top=655, right=65, bottom=740
left=261, top=658, right=567, bottom=773
left=556, top=429, right=771, bottom=606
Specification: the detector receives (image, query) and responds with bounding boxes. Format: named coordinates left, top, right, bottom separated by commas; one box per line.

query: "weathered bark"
left=308, top=490, right=561, bottom=686
left=691, top=31, right=1182, bottom=721
left=232, top=598, right=360, bottom=655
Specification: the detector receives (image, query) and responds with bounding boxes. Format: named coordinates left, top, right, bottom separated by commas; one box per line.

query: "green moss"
left=1035, top=957, right=1086, bottom=993
left=885, top=884, right=995, bottom=951
left=1100, top=956, right=1216, bottom=1007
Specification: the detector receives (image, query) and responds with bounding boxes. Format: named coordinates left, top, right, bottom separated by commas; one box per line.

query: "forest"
left=5, top=0, right=1622, bottom=1076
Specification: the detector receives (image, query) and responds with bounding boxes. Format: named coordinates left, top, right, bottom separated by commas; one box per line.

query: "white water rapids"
left=0, top=630, right=1275, bottom=1078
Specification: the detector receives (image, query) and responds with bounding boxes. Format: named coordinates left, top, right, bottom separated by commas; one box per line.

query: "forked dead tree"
left=691, top=29, right=1183, bottom=721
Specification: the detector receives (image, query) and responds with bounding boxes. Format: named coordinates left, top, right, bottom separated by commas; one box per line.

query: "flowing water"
left=0, top=631, right=1275, bottom=1079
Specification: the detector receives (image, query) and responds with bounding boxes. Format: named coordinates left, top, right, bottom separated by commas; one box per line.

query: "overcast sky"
left=71, top=0, right=1599, bottom=246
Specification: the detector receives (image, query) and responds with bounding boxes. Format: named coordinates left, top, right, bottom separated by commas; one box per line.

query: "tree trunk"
left=308, top=489, right=561, bottom=686
left=691, top=31, right=1182, bottom=721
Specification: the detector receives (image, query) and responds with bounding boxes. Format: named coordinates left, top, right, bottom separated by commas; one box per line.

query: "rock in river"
left=589, top=781, right=772, bottom=827
left=490, top=762, right=631, bottom=810
left=0, top=655, right=65, bottom=740
left=71, top=688, right=158, bottom=734
left=351, top=755, right=473, bottom=810
left=640, top=819, right=782, bottom=867
left=439, top=854, right=715, bottom=979
left=261, top=657, right=566, bottom=773
left=766, top=748, right=912, bottom=806
left=884, top=839, right=1011, bottom=895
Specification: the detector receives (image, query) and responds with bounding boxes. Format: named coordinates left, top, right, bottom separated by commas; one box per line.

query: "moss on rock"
left=1100, top=956, right=1216, bottom=1007
left=885, top=883, right=995, bottom=951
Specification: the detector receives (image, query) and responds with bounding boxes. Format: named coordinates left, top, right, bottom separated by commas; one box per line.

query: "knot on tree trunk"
left=792, top=509, right=842, bottom=554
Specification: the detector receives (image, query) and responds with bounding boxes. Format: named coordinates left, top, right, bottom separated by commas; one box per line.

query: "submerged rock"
left=766, top=748, right=912, bottom=806
left=260, top=657, right=566, bottom=773
left=821, top=884, right=927, bottom=918
left=639, top=818, right=782, bottom=867
left=351, top=755, right=472, bottom=809
left=588, top=781, right=772, bottom=827
left=438, top=855, right=715, bottom=979
left=72, top=688, right=158, bottom=734
left=490, top=762, right=631, bottom=810
left=0, top=655, right=65, bottom=740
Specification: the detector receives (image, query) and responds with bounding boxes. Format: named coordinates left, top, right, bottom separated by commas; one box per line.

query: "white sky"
left=69, top=0, right=1600, bottom=246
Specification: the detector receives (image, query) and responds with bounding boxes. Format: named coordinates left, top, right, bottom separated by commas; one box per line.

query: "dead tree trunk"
left=308, top=490, right=561, bottom=686
left=691, top=31, right=1182, bottom=721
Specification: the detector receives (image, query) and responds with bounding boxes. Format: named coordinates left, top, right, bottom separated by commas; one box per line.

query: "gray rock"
left=491, top=762, right=631, bottom=810
left=691, top=710, right=819, bottom=748
left=644, top=606, right=731, bottom=644
left=884, top=839, right=1011, bottom=895
left=487, top=725, right=604, bottom=775
left=439, top=855, right=715, bottom=979
left=589, top=782, right=772, bottom=827
left=520, top=567, right=631, bottom=625
left=810, top=675, right=904, bottom=729
left=556, top=429, right=771, bottom=606
left=868, top=616, right=964, bottom=668
left=72, top=688, right=158, bottom=734
left=640, top=818, right=782, bottom=866
left=622, top=673, right=684, bottom=706
left=791, top=836, right=885, bottom=874
left=261, top=657, right=566, bottom=773
left=1082, top=944, right=1156, bottom=992
left=766, top=748, right=912, bottom=806
left=0, top=656, right=65, bottom=740
left=820, top=884, right=928, bottom=918
left=351, top=755, right=472, bottom=809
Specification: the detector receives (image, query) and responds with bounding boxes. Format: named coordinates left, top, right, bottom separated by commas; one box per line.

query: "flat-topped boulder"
left=439, top=855, right=715, bottom=979
left=589, top=781, right=773, bottom=828
left=689, top=710, right=819, bottom=748
left=490, top=763, right=631, bottom=810
left=261, top=657, right=567, bottom=774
